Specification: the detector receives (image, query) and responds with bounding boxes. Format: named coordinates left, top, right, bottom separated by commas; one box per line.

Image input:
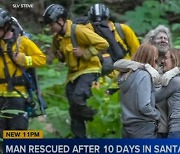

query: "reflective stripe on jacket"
left=0, top=35, right=46, bottom=97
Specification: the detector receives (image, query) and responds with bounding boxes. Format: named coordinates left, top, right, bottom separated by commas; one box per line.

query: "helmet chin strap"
left=0, top=28, right=7, bottom=39
left=0, top=25, right=11, bottom=39
left=56, top=21, right=65, bottom=36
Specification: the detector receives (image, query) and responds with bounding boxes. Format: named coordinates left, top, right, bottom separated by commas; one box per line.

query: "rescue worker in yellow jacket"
left=88, top=3, right=140, bottom=94
left=0, top=8, right=46, bottom=138
left=43, top=4, right=109, bottom=138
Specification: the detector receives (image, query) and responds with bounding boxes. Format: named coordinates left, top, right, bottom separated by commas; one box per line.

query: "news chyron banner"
left=2, top=130, right=180, bottom=154
left=3, top=130, right=43, bottom=139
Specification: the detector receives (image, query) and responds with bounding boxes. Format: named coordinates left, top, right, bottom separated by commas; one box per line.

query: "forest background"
left=0, top=0, right=179, bottom=138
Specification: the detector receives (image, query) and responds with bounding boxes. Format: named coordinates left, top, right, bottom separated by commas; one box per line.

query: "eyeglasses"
left=164, top=56, right=172, bottom=60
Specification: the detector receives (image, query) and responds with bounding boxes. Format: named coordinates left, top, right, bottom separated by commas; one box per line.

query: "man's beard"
left=156, top=44, right=169, bottom=54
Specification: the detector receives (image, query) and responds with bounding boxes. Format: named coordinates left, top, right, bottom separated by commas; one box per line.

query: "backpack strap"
left=0, top=28, right=22, bottom=91
left=4, top=29, right=32, bottom=94
left=71, top=24, right=78, bottom=48
left=16, top=34, right=47, bottom=115
left=15, top=36, right=34, bottom=88
left=6, top=28, right=22, bottom=63
left=114, top=23, right=131, bottom=56
left=0, top=47, right=14, bottom=91
left=114, top=23, right=125, bottom=41
left=71, top=23, right=82, bottom=67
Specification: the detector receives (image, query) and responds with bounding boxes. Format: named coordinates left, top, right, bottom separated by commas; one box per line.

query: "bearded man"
left=143, top=25, right=172, bottom=74
left=114, top=25, right=173, bottom=138
left=143, top=25, right=172, bottom=138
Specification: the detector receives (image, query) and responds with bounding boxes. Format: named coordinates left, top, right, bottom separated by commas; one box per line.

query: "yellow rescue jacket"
left=0, top=35, right=46, bottom=97
left=86, top=21, right=140, bottom=59
left=111, top=22, right=140, bottom=59
left=108, top=21, right=140, bottom=79
left=85, top=21, right=140, bottom=88
left=52, top=20, right=109, bottom=82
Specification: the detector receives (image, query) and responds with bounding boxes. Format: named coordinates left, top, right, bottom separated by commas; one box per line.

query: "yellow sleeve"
left=19, top=36, right=46, bottom=67
left=75, top=25, right=109, bottom=56
left=121, top=24, right=140, bottom=57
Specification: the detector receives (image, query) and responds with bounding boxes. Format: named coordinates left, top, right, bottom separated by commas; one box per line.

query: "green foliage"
left=121, top=0, right=180, bottom=47
left=122, top=0, right=167, bottom=35
left=36, top=63, right=67, bottom=90
left=26, top=30, right=72, bottom=138
left=31, top=33, right=52, bottom=44
left=29, top=107, right=72, bottom=138
left=73, top=0, right=102, bottom=17
left=36, top=62, right=68, bottom=108
left=28, top=116, right=57, bottom=138
left=87, top=84, right=122, bottom=138
left=28, top=0, right=179, bottom=138
left=122, top=0, right=180, bottom=36
left=31, top=28, right=52, bottom=51
left=29, top=64, right=123, bottom=138
left=29, top=62, right=71, bottom=138
left=171, top=23, right=180, bottom=48
left=46, top=107, right=71, bottom=138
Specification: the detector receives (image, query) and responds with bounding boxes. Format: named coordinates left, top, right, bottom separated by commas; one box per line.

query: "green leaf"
left=172, top=23, right=180, bottom=31
left=46, top=107, right=71, bottom=138
left=87, top=79, right=122, bottom=138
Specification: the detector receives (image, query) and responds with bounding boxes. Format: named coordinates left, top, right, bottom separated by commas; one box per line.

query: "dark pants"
left=168, top=131, right=180, bottom=138
left=122, top=122, right=157, bottom=138
left=0, top=97, right=28, bottom=138
left=157, top=132, right=168, bottom=138
left=66, top=73, right=99, bottom=138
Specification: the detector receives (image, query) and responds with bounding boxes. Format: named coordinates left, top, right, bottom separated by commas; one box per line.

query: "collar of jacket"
left=0, top=39, right=8, bottom=51
left=108, top=20, right=115, bottom=31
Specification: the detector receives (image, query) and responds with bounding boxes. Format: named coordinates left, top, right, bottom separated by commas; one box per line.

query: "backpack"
left=4, top=17, right=47, bottom=117
left=72, top=17, right=126, bottom=45
left=71, top=18, right=128, bottom=75
left=15, top=36, right=47, bottom=117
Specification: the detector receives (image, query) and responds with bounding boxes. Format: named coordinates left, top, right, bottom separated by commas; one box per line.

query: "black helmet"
left=0, top=8, right=12, bottom=27
left=43, top=4, right=68, bottom=25
left=88, top=4, right=110, bottom=22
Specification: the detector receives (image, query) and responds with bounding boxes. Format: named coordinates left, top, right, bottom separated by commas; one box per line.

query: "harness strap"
left=0, top=28, right=24, bottom=92
left=0, top=47, right=14, bottom=91
left=6, top=28, right=22, bottom=63
left=0, top=75, right=27, bottom=86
